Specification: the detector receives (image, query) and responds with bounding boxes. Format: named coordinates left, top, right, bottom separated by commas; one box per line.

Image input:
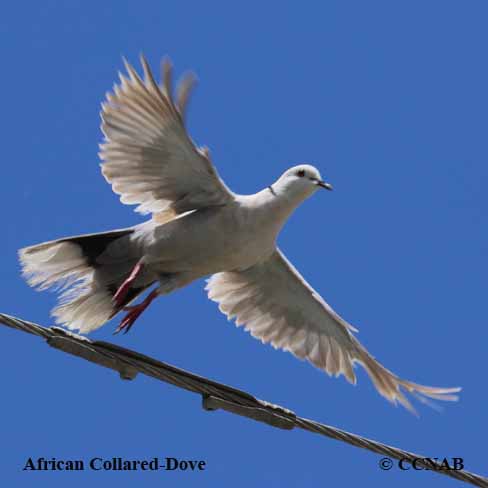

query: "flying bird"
left=19, top=56, right=460, bottom=412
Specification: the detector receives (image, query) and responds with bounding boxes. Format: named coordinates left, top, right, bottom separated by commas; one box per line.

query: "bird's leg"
left=112, top=260, right=145, bottom=309
left=114, top=288, right=159, bottom=335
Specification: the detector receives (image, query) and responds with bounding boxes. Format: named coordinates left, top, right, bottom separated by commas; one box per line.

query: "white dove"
left=19, top=56, right=460, bottom=412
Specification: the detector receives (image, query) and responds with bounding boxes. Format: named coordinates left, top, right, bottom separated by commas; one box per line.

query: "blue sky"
left=1, top=1, right=486, bottom=487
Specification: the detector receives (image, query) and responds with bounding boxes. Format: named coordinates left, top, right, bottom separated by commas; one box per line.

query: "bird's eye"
left=297, top=169, right=306, bottom=177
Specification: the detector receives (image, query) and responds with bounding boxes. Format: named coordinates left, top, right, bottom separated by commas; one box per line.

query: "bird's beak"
left=317, top=180, right=333, bottom=191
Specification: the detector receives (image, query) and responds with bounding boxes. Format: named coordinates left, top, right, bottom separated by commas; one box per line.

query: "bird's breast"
left=144, top=203, right=279, bottom=275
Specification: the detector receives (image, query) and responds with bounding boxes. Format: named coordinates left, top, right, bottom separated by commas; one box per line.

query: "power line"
left=1, top=312, right=485, bottom=487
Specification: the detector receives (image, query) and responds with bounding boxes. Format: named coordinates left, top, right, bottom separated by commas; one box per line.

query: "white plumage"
left=19, top=56, right=460, bottom=412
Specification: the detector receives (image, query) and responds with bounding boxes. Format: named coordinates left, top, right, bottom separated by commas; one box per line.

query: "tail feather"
left=19, top=240, right=90, bottom=291
left=18, top=228, right=154, bottom=333
left=53, top=285, right=115, bottom=333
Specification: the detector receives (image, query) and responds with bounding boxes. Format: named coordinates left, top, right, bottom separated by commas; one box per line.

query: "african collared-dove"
left=19, top=56, right=460, bottom=412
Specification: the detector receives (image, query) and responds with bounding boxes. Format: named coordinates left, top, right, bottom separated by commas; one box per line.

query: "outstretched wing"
left=100, top=55, right=233, bottom=217
left=206, top=249, right=460, bottom=413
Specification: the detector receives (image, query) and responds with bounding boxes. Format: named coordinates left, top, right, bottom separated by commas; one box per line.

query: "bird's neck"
left=240, top=187, right=305, bottom=237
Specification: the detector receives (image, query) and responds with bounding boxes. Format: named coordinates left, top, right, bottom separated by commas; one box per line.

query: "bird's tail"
left=354, top=342, right=461, bottom=414
left=18, top=228, right=155, bottom=333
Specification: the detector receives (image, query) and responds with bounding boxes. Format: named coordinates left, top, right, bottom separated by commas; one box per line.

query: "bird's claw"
left=113, top=288, right=159, bottom=335
left=113, top=307, right=143, bottom=335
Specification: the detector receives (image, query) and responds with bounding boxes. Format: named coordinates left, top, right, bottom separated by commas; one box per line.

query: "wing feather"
left=206, top=249, right=461, bottom=413
left=100, top=55, right=233, bottom=217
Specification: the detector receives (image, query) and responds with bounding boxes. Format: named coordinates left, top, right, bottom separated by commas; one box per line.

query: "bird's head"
left=271, top=164, right=333, bottom=203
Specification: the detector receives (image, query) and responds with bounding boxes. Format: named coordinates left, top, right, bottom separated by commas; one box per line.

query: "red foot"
left=112, top=261, right=145, bottom=309
left=113, top=288, right=159, bottom=335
